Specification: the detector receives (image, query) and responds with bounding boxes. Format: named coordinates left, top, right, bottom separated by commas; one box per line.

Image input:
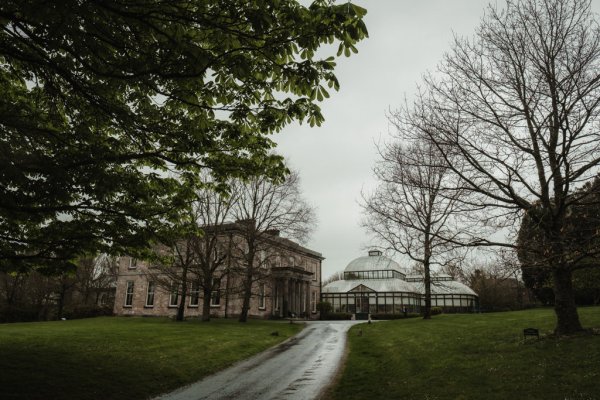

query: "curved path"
left=156, top=320, right=363, bottom=400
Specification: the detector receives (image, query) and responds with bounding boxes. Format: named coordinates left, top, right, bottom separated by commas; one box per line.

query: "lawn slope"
left=0, top=317, right=302, bottom=400
left=328, top=307, right=600, bottom=400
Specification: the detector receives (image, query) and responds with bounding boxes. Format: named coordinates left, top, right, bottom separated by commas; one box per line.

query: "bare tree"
left=362, top=135, right=467, bottom=319
left=188, top=182, right=238, bottom=322
left=148, top=232, right=197, bottom=322
left=232, top=171, right=316, bottom=323
left=412, top=0, right=600, bottom=333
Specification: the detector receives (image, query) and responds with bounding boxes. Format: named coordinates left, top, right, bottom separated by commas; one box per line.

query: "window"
left=311, top=291, right=317, bottom=313
left=258, top=283, right=266, bottom=309
left=259, top=250, right=267, bottom=268
left=125, top=281, right=134, bottom=306
left=310, top=261, right=318, bottom=281
left=210, top=279, right=221, bottom=306
left=288, top=256, right=295, bottom=267
left=189, top=282, right=199, bottom=307
left=128, top=258, right=138, bottom=269
left=145, top=281, right=155, bottom=307
left=169, top=283, right=179, bottom=307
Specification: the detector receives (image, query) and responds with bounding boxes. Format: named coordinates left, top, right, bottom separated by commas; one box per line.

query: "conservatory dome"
left=344, top=250, right=402, bottom=273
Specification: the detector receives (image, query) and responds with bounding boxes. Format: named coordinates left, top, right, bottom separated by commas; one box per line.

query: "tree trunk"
left=202, top=286, right=212, bottom=322
left=57, top=284, right=66, bottom=319
left=177, top=290, right=187, bottom=322
left=552, top=266, right=583, bottom=335
left=176, top=267, right=189, bottom=322
left=238, top=280, right=252, bottom=323
left=422, top=238, right=432, bottom=320
left=224, top=274, right=230, bottom=319
left=423, top=263, right=432, bottom=320
left=239, top=250, right=255, bottom=323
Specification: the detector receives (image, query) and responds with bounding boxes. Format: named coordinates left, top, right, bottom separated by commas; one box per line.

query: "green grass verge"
left=328, top=307, right=600, bottom=400
left=0, top=317, right=302, bottom=400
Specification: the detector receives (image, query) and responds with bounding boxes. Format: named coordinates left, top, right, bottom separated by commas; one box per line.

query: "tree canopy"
left=0, top=0, right=368, bottom=273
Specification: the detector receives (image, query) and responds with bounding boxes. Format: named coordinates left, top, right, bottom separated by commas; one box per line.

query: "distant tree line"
left=0, top=255, right=117, bottom=323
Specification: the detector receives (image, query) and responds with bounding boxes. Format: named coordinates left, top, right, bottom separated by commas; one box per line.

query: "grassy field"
left=0, top=317, right=302, bottom=400
left=328, top=307, right=600, bottom=400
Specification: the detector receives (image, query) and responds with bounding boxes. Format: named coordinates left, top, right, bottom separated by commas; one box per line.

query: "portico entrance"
left=271, top=266, right=313, bottom=318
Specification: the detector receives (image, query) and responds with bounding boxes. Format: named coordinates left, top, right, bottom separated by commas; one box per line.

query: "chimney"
left=368, top=250, right=382, bottom=257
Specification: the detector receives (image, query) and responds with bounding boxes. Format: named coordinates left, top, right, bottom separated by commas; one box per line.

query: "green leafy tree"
left=0, top=0, right=368, bottom=273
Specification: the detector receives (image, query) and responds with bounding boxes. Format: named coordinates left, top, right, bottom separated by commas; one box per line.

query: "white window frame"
left=124, top=281, right=134, bottom=307
left=189, top=282, right=200, bottom=307
left=210, top=279, right=221, bottom=307
left=145, top=281, right=155, bottom=307
left=169, top=283, right=179, bottom=307
left=311, top=291, right=317, bottom=313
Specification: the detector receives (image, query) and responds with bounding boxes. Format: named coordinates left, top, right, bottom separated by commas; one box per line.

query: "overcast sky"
left=274, top=0, right=600, bottom=279
left=272, top=1, right=491, bottom=279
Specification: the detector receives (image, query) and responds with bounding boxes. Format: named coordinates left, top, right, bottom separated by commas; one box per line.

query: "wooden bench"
left=523, top=328, right=539, bottom=340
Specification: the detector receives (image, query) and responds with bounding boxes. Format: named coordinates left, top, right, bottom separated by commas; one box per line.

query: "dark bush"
left=371, top=313, right=420, bottom=320
left=62, top=305, right=113, bottom=320
left=324, top=312, right=352, bottom=320
left=316, top=301, right=332, bottom=318
left=0, top=305, right=42, bottom=323
left=430, top=307, right=443, bottom=316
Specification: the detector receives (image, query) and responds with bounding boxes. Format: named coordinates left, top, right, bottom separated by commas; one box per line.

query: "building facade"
left=322, top=250, right=478, bottom=315
left=113, top=222, right=323, bottom=319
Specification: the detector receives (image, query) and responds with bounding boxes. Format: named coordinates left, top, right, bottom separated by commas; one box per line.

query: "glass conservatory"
left=321, top=250, right=478, bottom=315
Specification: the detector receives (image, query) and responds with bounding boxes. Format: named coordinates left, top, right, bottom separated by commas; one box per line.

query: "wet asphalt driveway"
left=156, top=320, right=364, bottom=400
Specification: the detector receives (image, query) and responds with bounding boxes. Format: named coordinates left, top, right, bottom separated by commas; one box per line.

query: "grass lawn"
left=328, top=307, right=600, bottom=400
left=0, top=317, right=302, bottom=400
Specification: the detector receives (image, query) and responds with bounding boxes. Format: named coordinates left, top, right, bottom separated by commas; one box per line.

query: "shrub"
left=324, top=312, right=352, bottom=320
left=316, top=301, right=332, bottom=317
left=62, top=305, right=113, bottom=320
left=430, top=307, right=443, bottom=316
left=371, top=313, right=420, bottom=320
left=0, top=305, right=41, bottom=323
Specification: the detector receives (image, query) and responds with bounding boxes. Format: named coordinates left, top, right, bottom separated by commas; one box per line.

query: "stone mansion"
left=113, top=221, right=323, bottom=319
